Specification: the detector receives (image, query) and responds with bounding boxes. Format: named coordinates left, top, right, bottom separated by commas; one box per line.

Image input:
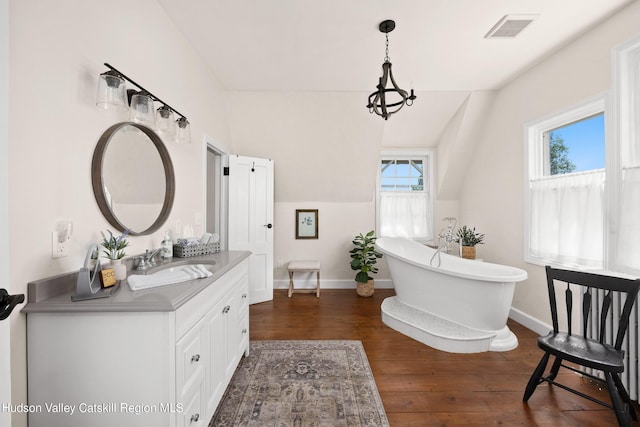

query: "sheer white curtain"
left=530, top=170, right=604, bottom=268
left=379, top=192, right=432, bottom=240
left=616, top=167, right=640, bottom=272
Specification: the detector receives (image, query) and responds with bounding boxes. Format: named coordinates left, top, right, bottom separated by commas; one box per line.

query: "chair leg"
left=523, top=352, right=550, bottom=402
left=548, top=356, right=563, bottom=381
left=605, top=371, right=631, bottom=427
left=612, top=373, right=638, bottom=421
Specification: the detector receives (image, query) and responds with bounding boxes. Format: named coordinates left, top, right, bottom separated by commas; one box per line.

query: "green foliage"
left=100, top=229, right=130, bottom=260
left=549, top=132, right=576, bottom=175
left=456, top=226, right=485, bottom=247
left=349, top=230, right=383, bottom=283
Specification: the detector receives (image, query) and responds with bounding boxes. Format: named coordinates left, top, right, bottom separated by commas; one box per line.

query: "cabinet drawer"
left=177, top=376, right=206, bottom=427
left=176, top=319, right=205, bottom=397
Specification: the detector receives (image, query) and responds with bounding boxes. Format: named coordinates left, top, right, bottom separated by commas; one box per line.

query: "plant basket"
left=461, top=246, right=476, bottom=260
left=356, top=279, right=375, bottom=297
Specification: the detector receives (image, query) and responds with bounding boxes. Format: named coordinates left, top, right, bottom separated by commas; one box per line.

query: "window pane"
left=381, top=177, right=395, bottom=191
left=544, top=113, right=605, bottom=176
left=380, top=158, right=426, bottom=192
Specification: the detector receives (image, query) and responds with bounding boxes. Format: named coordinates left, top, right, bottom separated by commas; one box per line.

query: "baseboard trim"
left=274, top=279, right=394, bottom=290
left=509, top=307, right=551, bottom=336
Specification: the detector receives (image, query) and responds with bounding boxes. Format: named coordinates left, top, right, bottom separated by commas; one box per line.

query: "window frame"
left=523, top=95, right=607, bottom=268
left=376, top=150, right=435, bottom=243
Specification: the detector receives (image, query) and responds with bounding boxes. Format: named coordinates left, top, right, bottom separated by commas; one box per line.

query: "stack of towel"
left=128, top=264, right=213, bottom=291
left=176, top=238, right=201, bottom=246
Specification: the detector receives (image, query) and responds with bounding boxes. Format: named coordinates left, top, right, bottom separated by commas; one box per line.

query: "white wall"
left=227, top=92, right=387, bottom=283
left=1, top=1, right=11, bottom=425
left=8, top=1, right=232, bottom=425
left=458, top=1, right=640, bottom=327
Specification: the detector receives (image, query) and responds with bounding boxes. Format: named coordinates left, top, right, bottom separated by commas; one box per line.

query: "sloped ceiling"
left=157, top=0, right=632, bottom=92
left=157, top=0, right=634, bottom=200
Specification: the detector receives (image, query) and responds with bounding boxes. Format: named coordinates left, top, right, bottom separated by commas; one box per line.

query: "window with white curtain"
left=376, top=152, right=434, bottom=241
left=611, top=36, right=640, bottom=275
left=525, top=97, right=606, bottom=269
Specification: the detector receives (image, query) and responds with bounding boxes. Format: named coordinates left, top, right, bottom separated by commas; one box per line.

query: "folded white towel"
left=128, top=264, right=213, bottom=291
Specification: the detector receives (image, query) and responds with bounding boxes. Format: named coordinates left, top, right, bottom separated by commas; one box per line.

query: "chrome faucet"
left=439, top=217, right=457, bottom=254
left=135, top=248, right=168, bottom=270
left=430, top=217, right=458, bottom=267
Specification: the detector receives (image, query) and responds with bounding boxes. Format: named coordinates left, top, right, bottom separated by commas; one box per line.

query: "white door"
left=228, top=155, right=274, bottom=304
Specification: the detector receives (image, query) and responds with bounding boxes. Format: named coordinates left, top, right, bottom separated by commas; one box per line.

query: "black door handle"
left=0, top=289, right=25, bottom=321
left=264, top=223, right=273, bottom=229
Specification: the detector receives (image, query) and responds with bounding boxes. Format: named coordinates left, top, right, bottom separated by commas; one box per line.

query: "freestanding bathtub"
left=375, top=237, right=528, bottom=353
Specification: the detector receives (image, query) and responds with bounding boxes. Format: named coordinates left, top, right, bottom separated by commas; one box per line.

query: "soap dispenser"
left=161, top=231, right=173, bottom=259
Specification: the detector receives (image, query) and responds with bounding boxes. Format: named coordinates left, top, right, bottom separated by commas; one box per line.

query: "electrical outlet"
left=51, top=231, right=68, bottom=258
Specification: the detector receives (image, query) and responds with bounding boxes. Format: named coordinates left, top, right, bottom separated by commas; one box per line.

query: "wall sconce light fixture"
left=96, top=63, right=190, bottom=144
left=367, top=20, right=416, bottom=120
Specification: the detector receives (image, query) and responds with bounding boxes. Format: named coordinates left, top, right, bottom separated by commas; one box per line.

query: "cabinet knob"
left=190, top=413, right=200, bottom=422
left=222, top=305, right=231, bottom=314
left=242, top=328, right=247, bottom=334
left=191, top=354, right=200, bottom=362
left=242, top=293, right=247, bottom=299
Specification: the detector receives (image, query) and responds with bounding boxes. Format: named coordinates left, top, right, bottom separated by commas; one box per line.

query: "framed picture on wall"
left=295, top=209, right=318, bottom=239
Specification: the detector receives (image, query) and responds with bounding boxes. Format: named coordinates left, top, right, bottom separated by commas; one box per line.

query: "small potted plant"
left=456, top=226, right=485, bottom=260
left=100, top=229, right=130, bottom=280
left=349, top=230, right=383, bottom=297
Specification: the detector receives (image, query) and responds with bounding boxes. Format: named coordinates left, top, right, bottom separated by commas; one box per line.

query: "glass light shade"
left=129, top=92, right=155, bottom=128
left=96, top=70, right=127, bottom=111
left=175, top=117, right=191, bottom=144
left=155, top=106, right=176, bottom=141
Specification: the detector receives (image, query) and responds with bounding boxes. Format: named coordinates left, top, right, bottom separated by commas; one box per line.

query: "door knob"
left=264, top=224, right=273, bottom=229
left=0, top=289, right=25, bottom=321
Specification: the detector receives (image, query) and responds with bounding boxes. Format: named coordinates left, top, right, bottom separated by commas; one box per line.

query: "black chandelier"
left=367, top=20, right=416, bottom=120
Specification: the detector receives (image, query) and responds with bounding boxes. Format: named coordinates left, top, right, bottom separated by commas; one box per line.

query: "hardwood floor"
left=250, top=289, right=640, bottom=426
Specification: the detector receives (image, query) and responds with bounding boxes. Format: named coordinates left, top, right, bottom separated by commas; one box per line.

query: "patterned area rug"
left=209, top=340, right=390, bottom=427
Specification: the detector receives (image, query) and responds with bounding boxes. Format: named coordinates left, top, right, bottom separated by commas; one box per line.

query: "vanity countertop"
left=22, top=250, right=251, bottom=313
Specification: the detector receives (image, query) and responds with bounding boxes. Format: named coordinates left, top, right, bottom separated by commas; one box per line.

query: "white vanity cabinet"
left=24, top=252, right=250, bottom=427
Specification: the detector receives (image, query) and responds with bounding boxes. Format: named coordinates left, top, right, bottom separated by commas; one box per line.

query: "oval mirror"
left=92, top=122, right=175, bottom=236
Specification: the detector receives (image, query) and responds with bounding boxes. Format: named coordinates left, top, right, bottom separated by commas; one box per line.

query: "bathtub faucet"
left=439, top=217, right=457, bottom=254
left=431, top=217, right=457, bottom=267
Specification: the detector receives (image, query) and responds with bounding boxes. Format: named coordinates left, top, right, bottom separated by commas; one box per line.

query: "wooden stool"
left=288, top=261, right=320, bottom=298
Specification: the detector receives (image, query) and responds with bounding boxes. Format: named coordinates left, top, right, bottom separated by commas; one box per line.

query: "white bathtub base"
left=381, top=297, right=518, bottom=353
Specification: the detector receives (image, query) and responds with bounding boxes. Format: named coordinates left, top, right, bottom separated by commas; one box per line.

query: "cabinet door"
left=223, top=289, right=241, bottom=380
left=204, top=296, right=228, bottom=418
left=176, top=318, right=206, bottom=399
left=237, top=276, right=250, bottom=356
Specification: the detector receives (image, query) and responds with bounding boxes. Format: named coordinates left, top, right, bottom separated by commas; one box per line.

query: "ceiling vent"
left=485, top=14, right=538, bottom=39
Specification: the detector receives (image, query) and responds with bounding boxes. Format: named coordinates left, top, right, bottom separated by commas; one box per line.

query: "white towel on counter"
left=128, top=264, right=213, bottom=291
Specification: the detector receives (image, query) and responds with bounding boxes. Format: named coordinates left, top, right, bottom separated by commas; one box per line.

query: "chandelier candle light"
left=367, top=20, right=416, bottom=120
left=96, top=63, right=191, bottom=144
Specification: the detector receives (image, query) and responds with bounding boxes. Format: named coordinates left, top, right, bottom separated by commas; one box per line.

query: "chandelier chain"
left=385, top=33, right=390, bottom=62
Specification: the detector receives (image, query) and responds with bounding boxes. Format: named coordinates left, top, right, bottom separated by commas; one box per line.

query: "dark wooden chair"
left=523, top=266, right=640, bottom=427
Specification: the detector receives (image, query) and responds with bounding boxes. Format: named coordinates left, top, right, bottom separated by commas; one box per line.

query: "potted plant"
left=349, top=230, right=383, bottom=297
left=100, top=229, right=130, bottom=280
left=456, top=225, right=485, bottom=260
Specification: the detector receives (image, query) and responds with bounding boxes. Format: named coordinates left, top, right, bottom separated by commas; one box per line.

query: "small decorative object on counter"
left=100, top=229, right=130, bottom=280
left=173, top=241, right=221, bottom=258
left=161, top=230, right=173, bottom=259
